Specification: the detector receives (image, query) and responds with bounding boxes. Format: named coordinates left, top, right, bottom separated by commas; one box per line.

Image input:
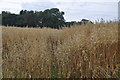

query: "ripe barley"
left=1, top=21, right=119, bottom=78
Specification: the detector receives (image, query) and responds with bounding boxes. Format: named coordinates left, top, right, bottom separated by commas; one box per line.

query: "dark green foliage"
left=41, top=8, right=65, bottom=28
left=2, top=8, right=93, bottom=29
left=2, top=11, right=18, bottom=26
left=64, top=19, right=93, bottom=27
left=2, top=8, right=65, bottom=29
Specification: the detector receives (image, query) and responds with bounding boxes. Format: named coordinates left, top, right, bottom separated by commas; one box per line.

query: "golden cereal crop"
left=1, top=21, right=120, bottom=78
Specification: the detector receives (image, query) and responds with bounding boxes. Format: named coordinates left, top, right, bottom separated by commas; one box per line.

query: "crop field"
left=1, top=21, right=120, bottom=78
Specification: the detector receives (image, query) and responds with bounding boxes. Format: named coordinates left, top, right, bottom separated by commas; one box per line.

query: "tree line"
left=1, top=8, right=93, bottom=29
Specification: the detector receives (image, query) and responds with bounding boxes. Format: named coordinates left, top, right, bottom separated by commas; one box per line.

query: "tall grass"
left=2, top=21, right=120, bottom=78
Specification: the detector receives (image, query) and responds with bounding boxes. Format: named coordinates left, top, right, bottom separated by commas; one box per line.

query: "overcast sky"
left=0, top=0, right=119, bottom=22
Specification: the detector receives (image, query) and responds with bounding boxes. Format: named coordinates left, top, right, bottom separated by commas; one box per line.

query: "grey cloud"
left=62, top=2, right=117, bottom=21
left=21, top=2, right=55, bottom=11
left=20, top=1, right=117, bottom=21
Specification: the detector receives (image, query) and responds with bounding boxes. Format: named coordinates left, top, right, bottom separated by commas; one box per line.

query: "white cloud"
left=0, top=0, right=118, bottom=21
left=21, top=2, right=55, bottom=11
left=0, top=0, right=46, bottom=13
left=54, top=2, right=118, bottom=21
left=0, top=0, right=22, bottom=13
left=49, top=0, right=119, bottom=2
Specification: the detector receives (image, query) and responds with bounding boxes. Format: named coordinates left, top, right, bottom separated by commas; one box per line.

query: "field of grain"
left=1, top=21, right=120, bottom=78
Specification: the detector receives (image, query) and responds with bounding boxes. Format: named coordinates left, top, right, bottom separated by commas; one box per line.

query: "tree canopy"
left=2, top=8, right=65, bottom=29
left=2, top=8, right=93, bottom=29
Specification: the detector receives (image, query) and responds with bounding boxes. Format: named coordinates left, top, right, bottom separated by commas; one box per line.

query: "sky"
left=0, top=0, right=119, bottom=22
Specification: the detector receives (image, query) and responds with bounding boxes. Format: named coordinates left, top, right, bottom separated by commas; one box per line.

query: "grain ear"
left=2, top=21, right=119, bottom=78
